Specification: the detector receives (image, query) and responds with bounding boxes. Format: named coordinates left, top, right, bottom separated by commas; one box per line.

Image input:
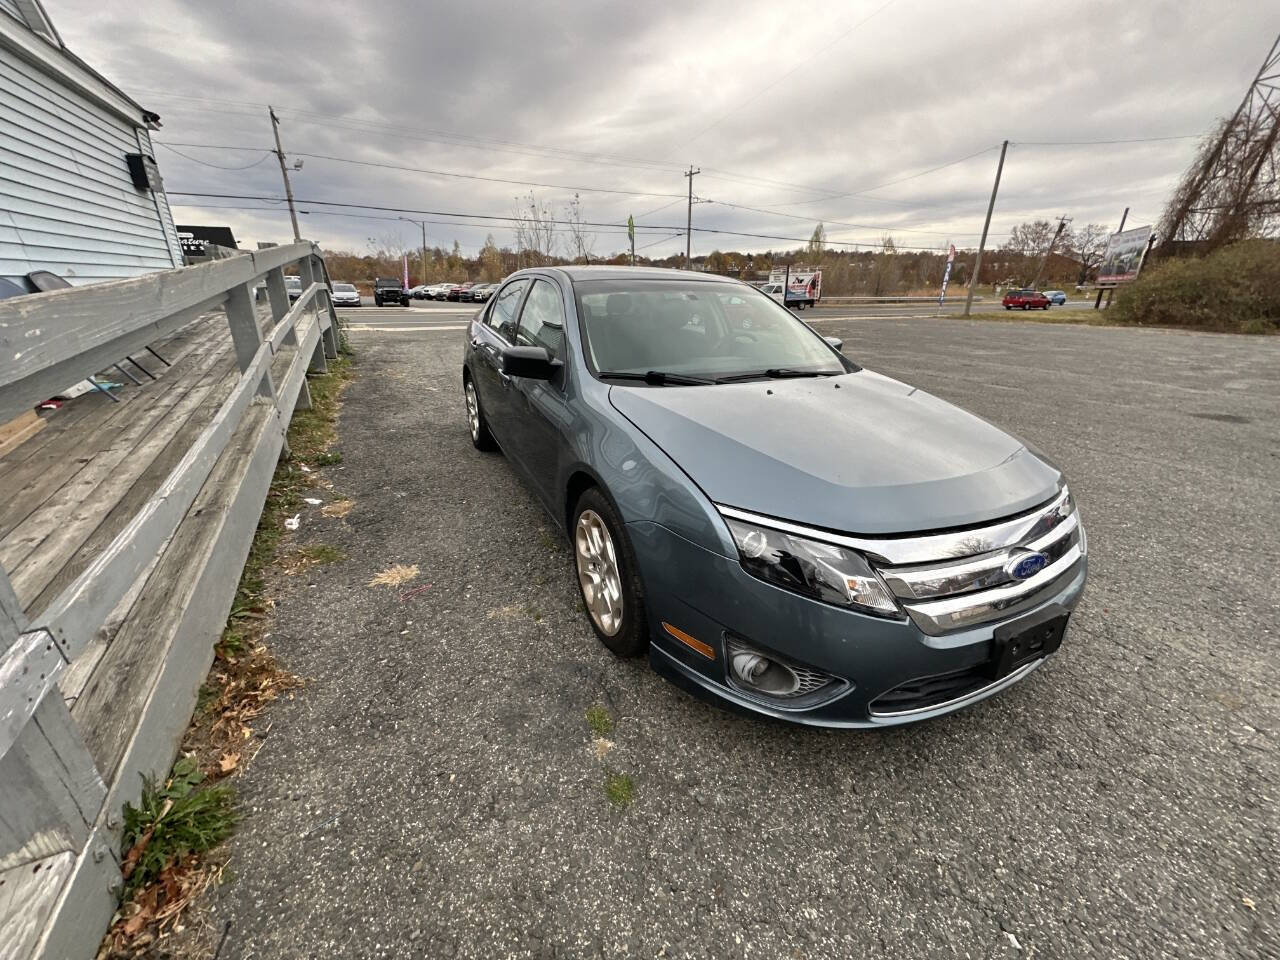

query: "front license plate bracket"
left=988, top=613, right=1068, bottom=680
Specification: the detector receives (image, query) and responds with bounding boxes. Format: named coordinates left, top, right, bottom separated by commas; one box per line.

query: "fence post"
left=0, top=565, right=26, bottom=655
left=225, top=283, right=291, bottom=457
left=302, top=255, right=340, bottom=360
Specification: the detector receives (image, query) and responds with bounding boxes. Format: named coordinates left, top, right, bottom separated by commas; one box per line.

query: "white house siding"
left=0, top=46, right=182, bottom=287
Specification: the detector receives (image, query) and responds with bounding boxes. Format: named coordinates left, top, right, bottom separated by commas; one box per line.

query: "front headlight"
left=725, top=519, right=902, bottom=618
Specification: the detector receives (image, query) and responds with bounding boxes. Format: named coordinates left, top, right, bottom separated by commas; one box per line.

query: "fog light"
left=730, top=649, right=801, bottom=696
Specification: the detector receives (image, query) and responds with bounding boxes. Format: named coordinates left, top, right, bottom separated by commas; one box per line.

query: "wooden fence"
left=0, top=241, right=339, bottom=960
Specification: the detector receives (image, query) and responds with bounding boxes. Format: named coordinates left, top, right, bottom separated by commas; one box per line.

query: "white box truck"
left=762, top=267, right=822, bottom=310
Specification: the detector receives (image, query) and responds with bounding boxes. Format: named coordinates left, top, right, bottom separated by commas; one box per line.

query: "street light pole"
left=399, top=217, right=429, bottom=288
left=964, top=140, right=1008, bottom=318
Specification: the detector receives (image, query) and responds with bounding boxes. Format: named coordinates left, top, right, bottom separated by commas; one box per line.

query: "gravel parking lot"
left=199, top=315, right=1277, bottom=960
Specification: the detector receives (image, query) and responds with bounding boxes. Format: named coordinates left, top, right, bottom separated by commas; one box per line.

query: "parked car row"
left=408, top=281, right=502, bottom=301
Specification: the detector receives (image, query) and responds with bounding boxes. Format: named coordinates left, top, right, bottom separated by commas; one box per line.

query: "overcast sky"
left=46, top=0, right=1278, bottom=258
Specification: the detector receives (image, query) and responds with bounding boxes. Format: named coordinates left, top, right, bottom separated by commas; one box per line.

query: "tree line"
left=321, top=209, right=1116, bottom=297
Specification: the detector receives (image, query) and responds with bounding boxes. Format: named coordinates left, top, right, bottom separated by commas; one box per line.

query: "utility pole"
left=1094, top=206, right=1127, bottom=310
left=684, top=165, right=700, bottom=269
left=964, top=140, right=1007, bottom=318
left=1030, top=214, right=1072, bottom=290
left=269, top=106, right=301, bottom=242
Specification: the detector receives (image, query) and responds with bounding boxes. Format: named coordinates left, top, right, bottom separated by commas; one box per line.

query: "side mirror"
left=824, top=336, right=844, bottom=352
left=502, top=345, right=562, bottom=381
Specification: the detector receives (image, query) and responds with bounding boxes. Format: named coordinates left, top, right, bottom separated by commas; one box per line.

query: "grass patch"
left=604, top=771, right=635, bottom=808
left=978, top=307, right=1124, bottom=328
left=586, top=704, right=614, bottom=737
left=102, top=345, right=353, bottom=956
left=119, top=757, right=235, bottom=900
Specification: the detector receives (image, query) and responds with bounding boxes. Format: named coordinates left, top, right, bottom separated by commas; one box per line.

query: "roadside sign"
left=1097, top=226, right=1153, bottom=285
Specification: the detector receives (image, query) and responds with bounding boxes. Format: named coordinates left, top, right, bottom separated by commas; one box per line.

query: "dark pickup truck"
left=373, top=277, right=409, bottom=307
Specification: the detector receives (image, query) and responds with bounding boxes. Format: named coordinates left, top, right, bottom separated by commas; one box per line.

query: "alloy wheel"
left=465, top=381, right=480, bottom=441
left=575, top=509, right=624, bottom=636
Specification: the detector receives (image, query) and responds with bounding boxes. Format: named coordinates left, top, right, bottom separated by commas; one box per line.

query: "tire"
left=464, top=375, right=497, bottom=452
left=1005, top=305, right=1012, bottom=310
left=572, top=487, right=648, bottom=658
left=375, top=297, right=383, bottom=307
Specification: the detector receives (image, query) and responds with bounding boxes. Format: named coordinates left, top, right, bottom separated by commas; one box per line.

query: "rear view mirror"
left=502, top=345, right=562, bottom=381
left=824, top=336, right=844, bottom=352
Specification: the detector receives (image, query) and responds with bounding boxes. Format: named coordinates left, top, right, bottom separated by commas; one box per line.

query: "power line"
left=154, top=141, right=687, bottom=199
left=1012, top=135, right=1201, bottom=146
left=291, top=152, right=685, bottom=199
left=154, top=142, right=272, bottom=170
left=134, top=88, right=687, bottom=174
left=166, top=192, right=953, bottom=250
left=701, top=198, right=992, bottom=237
left=763, top=145, right=1002, bottom=208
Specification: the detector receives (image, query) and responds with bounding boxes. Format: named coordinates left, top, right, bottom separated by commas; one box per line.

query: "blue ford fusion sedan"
left=462, top=267, right=1087, bottom=727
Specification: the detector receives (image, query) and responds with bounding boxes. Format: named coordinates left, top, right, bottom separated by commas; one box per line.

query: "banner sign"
left=403, top=254, right=410, bottom=290
left=1097, top=226, right=1153, bottom=285
left=938, top=244, right=956, bottom=305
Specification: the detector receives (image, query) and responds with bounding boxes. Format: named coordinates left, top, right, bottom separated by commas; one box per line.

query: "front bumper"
left=628, top=521, right=1087, bottom=728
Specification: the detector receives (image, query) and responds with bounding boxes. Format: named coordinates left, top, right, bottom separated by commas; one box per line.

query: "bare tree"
left=1002, top=220, right=1058, bottom=256
left=564, top=193, right=594, bottom=263
left=807, top=223, right=826, bottom=261
left=512, top=192, right=556, bottom=267
left=1066, top=223, right=1110, bottom=284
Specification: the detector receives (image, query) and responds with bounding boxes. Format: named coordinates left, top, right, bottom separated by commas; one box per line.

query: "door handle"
left=497, top=369, right=512, bottom=386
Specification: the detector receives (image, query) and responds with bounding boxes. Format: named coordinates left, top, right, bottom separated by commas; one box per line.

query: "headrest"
left=605, top=292, right=634, bottom=317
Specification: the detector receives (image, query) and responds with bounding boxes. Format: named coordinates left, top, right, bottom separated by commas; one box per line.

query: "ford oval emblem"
left=1005, top=551, right=1049, bottom=581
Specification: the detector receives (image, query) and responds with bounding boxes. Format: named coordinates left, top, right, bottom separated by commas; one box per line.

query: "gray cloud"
left=43, top=0, right=1278, bottom=256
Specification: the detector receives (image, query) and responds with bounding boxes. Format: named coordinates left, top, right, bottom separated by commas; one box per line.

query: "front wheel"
left=464, top=377, right=497, bottom=451
left=1005, top=305, right=1012, bottom=310
left=572, top=488, right=648, bottom=658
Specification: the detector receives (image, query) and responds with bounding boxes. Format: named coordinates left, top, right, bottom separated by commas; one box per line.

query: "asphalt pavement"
left=194, top=312, right=1278, bottom=959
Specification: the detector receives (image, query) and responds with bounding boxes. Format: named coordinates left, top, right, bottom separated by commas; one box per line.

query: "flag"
left=938, top=245, right=957, bottom=306
left=402, top=254, right=409, bottom=290
left=627, top=215, right=635, bottom=244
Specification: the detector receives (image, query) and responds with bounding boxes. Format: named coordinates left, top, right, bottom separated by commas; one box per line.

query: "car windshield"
left=333, top=283, right=356, bottom=292
left=575, top=279, right=846, bottom=382
left=285, top=277, right=301, bottom=288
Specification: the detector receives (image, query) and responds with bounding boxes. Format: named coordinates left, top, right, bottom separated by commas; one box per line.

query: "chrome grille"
left=871, top=489, right=1084, bottom=634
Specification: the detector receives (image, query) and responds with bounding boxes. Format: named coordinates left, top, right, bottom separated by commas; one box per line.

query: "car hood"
left=608, top=370, right=1062, bottom=535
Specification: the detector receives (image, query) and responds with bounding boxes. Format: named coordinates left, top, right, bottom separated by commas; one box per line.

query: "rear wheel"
left=464, top=377, right=497, bottom=451
left=572, top=488, right=648, bottom=658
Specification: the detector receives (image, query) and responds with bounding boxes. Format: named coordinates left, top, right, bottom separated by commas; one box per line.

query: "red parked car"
left=1002, top=289, right=1050, bottom=310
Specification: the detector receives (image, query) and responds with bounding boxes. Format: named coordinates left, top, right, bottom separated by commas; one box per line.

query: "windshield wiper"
left=597, top=370, right=715, bottom=386
left=714, top=368, right=840, bottom=383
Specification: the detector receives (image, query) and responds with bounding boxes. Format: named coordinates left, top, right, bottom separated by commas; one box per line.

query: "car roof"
left=535, top=265, right=744, bottom=284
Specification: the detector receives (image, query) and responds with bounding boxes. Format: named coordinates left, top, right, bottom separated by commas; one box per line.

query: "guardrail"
left=0, top=241, right=339, bottom=960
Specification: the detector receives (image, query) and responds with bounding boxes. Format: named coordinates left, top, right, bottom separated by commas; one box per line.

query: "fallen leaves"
left=218, top=752, right=240, bottom=774
left=321, top=498, right=353, bottom=517
left=368, top=563, right=418, bottom=587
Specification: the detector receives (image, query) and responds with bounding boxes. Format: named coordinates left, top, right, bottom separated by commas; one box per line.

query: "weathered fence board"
left=0, top=240, right=341, bottom=960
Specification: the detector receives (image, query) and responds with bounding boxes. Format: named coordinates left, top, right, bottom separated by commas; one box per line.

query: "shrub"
left=1111, top=240, right=1280, bottom=333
